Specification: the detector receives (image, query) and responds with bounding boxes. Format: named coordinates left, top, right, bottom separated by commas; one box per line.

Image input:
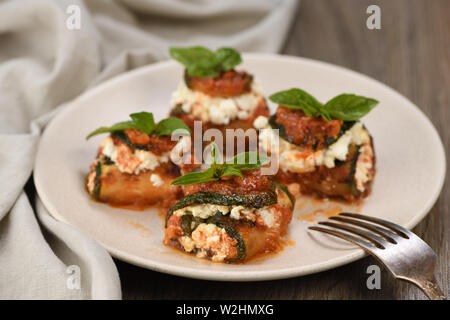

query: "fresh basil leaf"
left=86, top=112, right=156, bottom=140
left=154, top=117, right=191, bottom=135
left=214, top=47, right=242, bottom=71
left=170, top=46, right=219, bottom=78
left=170, top=46, right=242, bottom=78
left=325, top=94, right=378, bottom=121
left=269, top=88, right=326, bottom=119
left=86, top=121, right=137, bottom=140
left=171, top=168, right=217, bottom=186
left=187, top=62, right=221, bottom=78
left=169, top=47, right=215, bottom=68
left=226, top=152, right=270, bottom=170
left=269, top=88, right=377, bottom=121
left=221, top=166, right=244, bottom=178
left=172, top=136, right=269, bottom=185
left=129, top=112, right=155, bottom=134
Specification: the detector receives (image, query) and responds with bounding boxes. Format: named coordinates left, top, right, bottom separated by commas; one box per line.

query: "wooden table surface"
left=117, top=0, right=449, bottom=300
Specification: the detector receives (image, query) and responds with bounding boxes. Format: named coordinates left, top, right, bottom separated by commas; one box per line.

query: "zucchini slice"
left=269, top=114, right=356, bottom=149
left=349, top=145, right=361, bottom=197
left=285, top=144, right=362, bottom=201
left=324, top=121, right=356, bottom=146
left=206, top=212, right=247, bottom=262
left=271, top=180, right=295, bottom=209
left=89, top=157, right=180, bottom=207
left=268, top=114, right=289, bottom=142
left=165, top=190, right=278, bottom=226
left=177, top=212, right=248, bottom=262
left=92, top=160, right=102, bottom=200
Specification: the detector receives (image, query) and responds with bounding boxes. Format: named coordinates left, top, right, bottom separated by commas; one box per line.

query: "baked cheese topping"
left=256, top=118, right=371, bottom=173
left=101, top=137, right=170, bottom=174
left=171, top=81, right=265, bottom=125
left=174, top=203, right=277, bottom=228
left=100, top=136, right=190, bottom=175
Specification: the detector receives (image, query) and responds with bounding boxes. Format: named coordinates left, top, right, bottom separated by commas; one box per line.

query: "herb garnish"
left=86, top=112, right=190, bottom=139
left=269, top=88, right=378, bottom=122
left=169, top=46, right=242, bottom=78
left=171, top=142, right=269, bottom=186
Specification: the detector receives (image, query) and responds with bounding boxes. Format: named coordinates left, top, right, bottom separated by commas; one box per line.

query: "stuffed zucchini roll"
left=169, top=47, right=270, bottom=134
left=164, top=145, right=294, bottom=263
left=85, top=112, right=191, bottom=208
left=255, top=89, right=377, bottom=202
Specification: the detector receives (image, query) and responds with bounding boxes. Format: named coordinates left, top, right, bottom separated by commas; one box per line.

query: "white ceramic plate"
left=34, top=54, right=446, bottom=281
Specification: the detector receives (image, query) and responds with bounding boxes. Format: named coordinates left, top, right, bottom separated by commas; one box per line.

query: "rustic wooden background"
left=117, top=0, right=449, bottom=300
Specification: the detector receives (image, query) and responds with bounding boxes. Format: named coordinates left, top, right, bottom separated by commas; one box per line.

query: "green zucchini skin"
left=92, top=160, right=102, bottom=199
left=170, top=104, right=187, bottom=117
left=206, top=213, right=246, bottom=262
left=180, top=215, right=204, bottom=236
left=268, top=114, right=289, bottom=142
left=324, top=121, right=356, bottom=146
left=349, top=145, right=361, bottom=197
left=271, top=180, right=295, bottom=209
left=165, top=190, right=277, bottom=227
left=91, top=157, right=115, bottom=200
left=110, top=131, right=148, bottom=150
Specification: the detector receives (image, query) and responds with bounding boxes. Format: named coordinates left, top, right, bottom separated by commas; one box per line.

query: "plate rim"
left=34, top=53, right=446, bottom=281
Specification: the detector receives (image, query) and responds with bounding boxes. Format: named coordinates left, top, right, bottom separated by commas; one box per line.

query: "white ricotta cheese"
left=175, top=204, right=231, bottom=219
left=170, top=81, right=265, bottom=125
left=179, top=236, right=195, bottom=252
left=253, top=115, right=268, bottom=129
left=174, top=203, right=276, bottom=228
left=259, top=121, right=370, bottom=173
left=101, top=137, right=169, bottom=174
left=258, top=208, right=276, bottom=229
left=322, top=122, right=370, bottom=168
left=190, top=223, right=230, bottom=262
left=209, top=99, right=238, bottom=124
left=150, top=173, right=164, bottom=187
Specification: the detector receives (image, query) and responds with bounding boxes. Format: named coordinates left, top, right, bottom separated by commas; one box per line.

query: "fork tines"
left=308, top=212, right=446, bottom=300
left=308, top=212, right=411, bottom=251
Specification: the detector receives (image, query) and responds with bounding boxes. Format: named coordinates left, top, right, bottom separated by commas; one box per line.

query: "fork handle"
left=415, top=277, right=447, bottom=300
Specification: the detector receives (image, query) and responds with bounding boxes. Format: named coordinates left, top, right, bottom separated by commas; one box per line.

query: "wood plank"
left=120, top=0, right=449, bottom=299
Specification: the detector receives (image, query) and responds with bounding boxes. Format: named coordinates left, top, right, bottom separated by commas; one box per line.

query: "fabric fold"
left=0, top=0, right=298, bottom=299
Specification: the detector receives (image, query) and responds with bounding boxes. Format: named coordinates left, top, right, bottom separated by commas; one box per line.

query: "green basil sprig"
left=86, top=112, right=190, bottom=139
left=169, top=46, right=242, bottom=78
left=171, top=142, right=269, bottom=186
left=269, top=88, right=378, bottom=121
left=324, top=94, right=378, bottom=121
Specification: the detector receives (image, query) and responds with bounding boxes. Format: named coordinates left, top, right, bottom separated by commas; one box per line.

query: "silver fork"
left=309, top=212, right=447, bottom=300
